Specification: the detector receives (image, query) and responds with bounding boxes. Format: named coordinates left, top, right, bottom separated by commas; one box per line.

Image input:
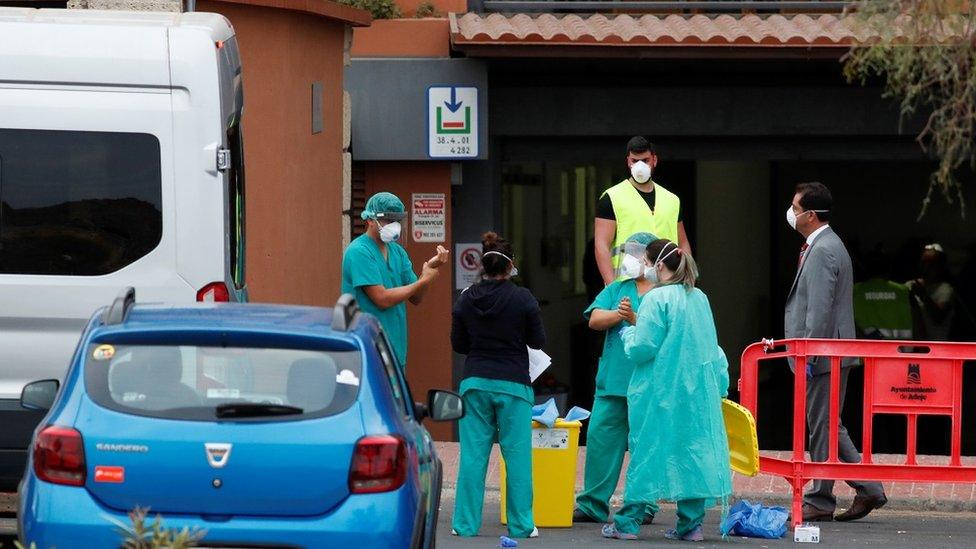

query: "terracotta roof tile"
left=450, top=12, right=864, bottom=48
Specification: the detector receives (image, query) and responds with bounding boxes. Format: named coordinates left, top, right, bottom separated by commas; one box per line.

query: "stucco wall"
left=199, top=0, right=348, bottom=306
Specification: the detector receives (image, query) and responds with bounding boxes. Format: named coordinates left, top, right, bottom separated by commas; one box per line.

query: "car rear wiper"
left=215, top=403, right=304, bottom=418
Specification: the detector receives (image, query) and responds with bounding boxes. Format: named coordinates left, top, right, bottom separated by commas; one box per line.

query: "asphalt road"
left=4, top=491, right=975, bottom=548
left=435, top=489, right=976, bottom=548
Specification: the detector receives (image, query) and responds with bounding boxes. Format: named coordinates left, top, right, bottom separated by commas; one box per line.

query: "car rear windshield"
left=84, top=343, right=361, bottom=421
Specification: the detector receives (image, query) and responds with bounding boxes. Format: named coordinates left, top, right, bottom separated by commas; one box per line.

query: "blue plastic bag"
left=531, top=398, right=559, bottom=428
left=720, top=500, right=788, bottom=539
left=532, top=398, right=591, bottom=428
left=498, top=535, right=518, bottom=547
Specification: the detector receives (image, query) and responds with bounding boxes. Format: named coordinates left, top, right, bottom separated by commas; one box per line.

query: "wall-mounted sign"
left=411, top=193, right=446, bottom=243
left=455, top=243, right=482, bottom=290
left=428, top=86, right=478, bottom=159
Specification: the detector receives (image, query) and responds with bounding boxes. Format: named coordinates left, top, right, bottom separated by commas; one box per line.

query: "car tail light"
left=34, top=426, right=86, bottom=486
left=349, top=435, right=407, bottom=494
left=197, top=282, right=231, bottom=302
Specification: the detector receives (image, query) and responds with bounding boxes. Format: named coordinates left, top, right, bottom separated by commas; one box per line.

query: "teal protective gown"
left=620, top=283, right=732, bottom=503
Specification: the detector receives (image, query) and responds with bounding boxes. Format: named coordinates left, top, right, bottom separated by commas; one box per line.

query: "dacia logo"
left=205, top=443, right=233, bottom=468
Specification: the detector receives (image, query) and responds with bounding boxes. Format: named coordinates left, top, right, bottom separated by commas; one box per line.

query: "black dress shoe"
left=572, top=508, right=599, bottom=523
left=642, top=513, right=655, bottom=525
left=801, top=503, right=834, bottom=522
left=835, top=494, right=887, bottom=522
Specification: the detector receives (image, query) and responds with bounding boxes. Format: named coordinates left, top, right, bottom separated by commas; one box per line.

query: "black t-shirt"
left=595, top=185, right=682, bottom=222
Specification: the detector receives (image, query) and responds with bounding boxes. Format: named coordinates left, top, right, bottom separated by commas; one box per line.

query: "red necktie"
left=798, top=243, right=809, bottom=269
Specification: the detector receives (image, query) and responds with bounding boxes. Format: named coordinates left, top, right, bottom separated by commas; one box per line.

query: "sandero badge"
left=205, top=443, right=232, bottom=468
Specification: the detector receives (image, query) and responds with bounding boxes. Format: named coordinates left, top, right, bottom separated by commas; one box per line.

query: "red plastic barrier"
left=738, top=338, right=976, bottom=527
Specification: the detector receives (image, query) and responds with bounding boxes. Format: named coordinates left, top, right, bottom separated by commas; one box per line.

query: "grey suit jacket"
left=784, top=226, right=856, bottom=376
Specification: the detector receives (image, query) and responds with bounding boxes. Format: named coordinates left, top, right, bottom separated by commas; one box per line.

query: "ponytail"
left=669, top=248, right=698, bottom=290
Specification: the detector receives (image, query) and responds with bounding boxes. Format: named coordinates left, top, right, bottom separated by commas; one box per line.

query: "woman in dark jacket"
left=450, top=232, right=545, bottom=539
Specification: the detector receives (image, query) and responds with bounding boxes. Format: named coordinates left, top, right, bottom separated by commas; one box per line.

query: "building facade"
left=348, top=2, right=976, bottom=446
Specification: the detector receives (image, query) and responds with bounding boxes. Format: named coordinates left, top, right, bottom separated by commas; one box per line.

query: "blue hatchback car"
left=18, top=289, right=464, bottom=548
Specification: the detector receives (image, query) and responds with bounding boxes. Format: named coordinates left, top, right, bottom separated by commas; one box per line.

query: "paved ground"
left=434, top=442, right=976, bottom=512
left=435, top=489, right=976, bottom=548
left=5, top=488, right=976, bottom=547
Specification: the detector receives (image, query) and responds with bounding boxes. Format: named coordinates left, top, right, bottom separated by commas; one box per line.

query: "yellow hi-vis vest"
left=603, top=179, right=680, bottom=269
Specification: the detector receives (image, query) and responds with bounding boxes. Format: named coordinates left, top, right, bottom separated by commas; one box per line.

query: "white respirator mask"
left=379, top=221, right=402, bottom=243
left=619, top=254, right=643, bottom=279
left=630, top=161, right=652, bottom=184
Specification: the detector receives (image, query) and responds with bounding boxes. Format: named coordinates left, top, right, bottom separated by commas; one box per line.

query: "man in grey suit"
left=784, top=182, right=887, bottom=522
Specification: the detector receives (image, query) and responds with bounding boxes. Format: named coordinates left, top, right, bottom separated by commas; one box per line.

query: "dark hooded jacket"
left=451, top=279, right=546, bottom=386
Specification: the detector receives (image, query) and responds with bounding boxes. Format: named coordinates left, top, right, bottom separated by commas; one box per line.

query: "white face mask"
left=619, top=254, right=643, bottom=279
left=630, top=161, right=652, bottom=184
left=379, top=221, right=401, bottom=243
left=644, top=264, right=658, bottom=284
left=787, top=206, right=828, bottom=231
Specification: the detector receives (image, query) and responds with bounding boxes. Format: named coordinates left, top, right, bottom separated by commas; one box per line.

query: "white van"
left=0, top=8, right=246, bottom=489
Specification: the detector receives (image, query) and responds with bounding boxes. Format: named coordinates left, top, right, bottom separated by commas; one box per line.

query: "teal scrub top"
left=341, top=234, right=417, bottom=367
left=584, top=279, right=647, bottom=397
left=459, top=377, right=535, bottom=405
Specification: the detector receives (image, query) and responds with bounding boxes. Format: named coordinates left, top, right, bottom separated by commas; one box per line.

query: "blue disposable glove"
left=806, top=360, right=814, bottom=379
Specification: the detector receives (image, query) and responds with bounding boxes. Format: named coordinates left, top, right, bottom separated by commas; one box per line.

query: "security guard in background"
left=853, top=250, right=913, bottom=340
left=594, top=136, right=691, bottom=286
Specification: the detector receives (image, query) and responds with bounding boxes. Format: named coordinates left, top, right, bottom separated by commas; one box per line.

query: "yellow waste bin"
left=499, top=419, right=582, bottom=528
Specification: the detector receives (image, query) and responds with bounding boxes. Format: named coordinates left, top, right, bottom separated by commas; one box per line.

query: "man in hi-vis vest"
left=594, top=136, right=691, bottom=285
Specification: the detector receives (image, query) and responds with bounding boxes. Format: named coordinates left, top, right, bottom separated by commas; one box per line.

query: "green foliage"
left=415, top=1, right=439, bottom=17
left=109, top=507, right=206, bottom=549
left=339, top=0, right=403, bottom=19
left=843, top=0, right=976, bottom=218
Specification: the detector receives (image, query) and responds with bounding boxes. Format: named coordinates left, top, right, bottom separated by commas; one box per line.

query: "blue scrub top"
left=341, top=234, right=417, bottom=367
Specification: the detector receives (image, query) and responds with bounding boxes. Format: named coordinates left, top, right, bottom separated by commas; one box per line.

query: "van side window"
left=0, top=128, right=162, bottom=276
left=227, top=122, right=246, bottom=290
left=375, top=333, right=409, bottom=417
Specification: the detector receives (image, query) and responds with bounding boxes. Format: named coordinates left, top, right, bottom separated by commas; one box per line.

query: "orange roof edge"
left=449, top=12, right=861, bottom=48
left=208, top=0, right=372, bottom=27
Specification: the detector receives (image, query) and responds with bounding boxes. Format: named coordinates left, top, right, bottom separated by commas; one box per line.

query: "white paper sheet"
left=527, top=347, right=551, bottom=383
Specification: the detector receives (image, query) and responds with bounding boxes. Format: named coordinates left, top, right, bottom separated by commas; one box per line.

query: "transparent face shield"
left=616, top=240, right=649, bottom=279
left=374, top=211, right=407, bottom=223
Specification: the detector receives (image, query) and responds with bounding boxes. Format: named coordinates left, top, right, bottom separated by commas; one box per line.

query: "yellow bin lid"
left=722, top=398, right=760, bottom=477
left=531, top=419, right=583, bottom=430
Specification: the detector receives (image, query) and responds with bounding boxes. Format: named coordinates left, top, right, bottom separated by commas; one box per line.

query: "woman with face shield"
left=603, top=239, right=731, bottom=543
left=574, top=232, right=659, bottom=525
